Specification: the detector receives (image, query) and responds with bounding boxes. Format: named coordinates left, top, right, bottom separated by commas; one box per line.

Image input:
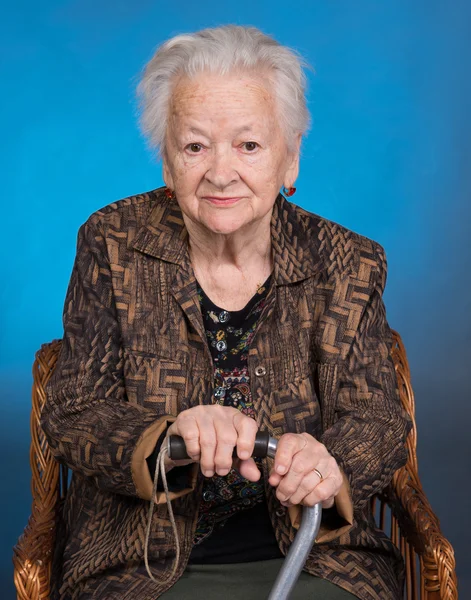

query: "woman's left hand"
left=268, top=432, right=343, bottom=509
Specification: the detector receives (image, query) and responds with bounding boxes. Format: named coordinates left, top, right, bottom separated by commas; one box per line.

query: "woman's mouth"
left=203, top=196, right=242, bottom=205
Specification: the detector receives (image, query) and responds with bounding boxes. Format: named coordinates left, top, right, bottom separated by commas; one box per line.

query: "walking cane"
left=168, top=430, right=322, bottom=600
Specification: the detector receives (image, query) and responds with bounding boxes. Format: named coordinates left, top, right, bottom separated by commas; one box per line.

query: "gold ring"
left=313, top=468, right=323, bottom=481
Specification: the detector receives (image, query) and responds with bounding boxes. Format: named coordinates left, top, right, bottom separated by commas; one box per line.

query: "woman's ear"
left=283, top=133, right=302, bottom=190
left=162, top=148, right=175, bottom=190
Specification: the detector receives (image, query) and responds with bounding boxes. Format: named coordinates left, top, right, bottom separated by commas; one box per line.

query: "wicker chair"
left=13, top=332, right=458, bottom=600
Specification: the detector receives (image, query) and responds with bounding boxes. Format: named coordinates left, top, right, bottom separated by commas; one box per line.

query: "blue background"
left=1, top=0, right=470, bottom=596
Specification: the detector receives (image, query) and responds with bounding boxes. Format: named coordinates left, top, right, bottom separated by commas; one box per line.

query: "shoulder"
left=289, top=200, right=387, bottom=284
left=81, top=187, right=163, bottom=233
left=75, top=188, right=169, bottom=257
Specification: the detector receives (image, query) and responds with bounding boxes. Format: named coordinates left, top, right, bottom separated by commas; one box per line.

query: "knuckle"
left=200, top=438, right=216, bottom=450
left=328, top=456, right=337, bottom=470
left=216, top=439, right=234, bottom=451
left=291, top=460, right=306, bottom=474
left=215, top=446, right=236, bottom=462
left=234, top=412, right=254, bottom=429
left=242, top=418, right=258, bottom=436
left=237, top=435, right=252, bottom=447
left=318, top=489, right=331, bottom=502
left=247, top=415, right=258, bottom=427
left=248, top=416, right=258, bottom=428
left=183, top=435, right=199, bottom=449
left=282, top=433, right=298, bottom=447
left=177, top=411, right=192, bottom=425
left=316, top=443, right=327, bottom=456
left=219, top=431, right=237, bottom=446
left=281, top=483, right=297, bottom=496
left=299, top=480, right=312, bottom=495
left=277, top=489, right=289, bottom=502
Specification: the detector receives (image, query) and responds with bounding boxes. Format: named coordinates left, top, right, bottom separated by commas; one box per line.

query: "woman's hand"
left=268, top=432, right=343, bottom=509
left=165, top=405, right=261, bottom=482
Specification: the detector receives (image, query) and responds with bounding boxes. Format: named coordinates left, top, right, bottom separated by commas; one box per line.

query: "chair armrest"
left=383, top=465, right=458, bottom=599
left=13, top=505, right=58, bottom=600
left=384, top=330, right=458, bottom=599
left=13, top=340, right=64, bottom=600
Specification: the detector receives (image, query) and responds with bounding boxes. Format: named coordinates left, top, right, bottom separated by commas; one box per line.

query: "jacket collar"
left=131, top=187, right=328, bottom=285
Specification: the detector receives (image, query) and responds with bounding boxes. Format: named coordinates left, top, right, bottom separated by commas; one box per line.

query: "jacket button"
left=255, top=365, right=266, bottom=377
left=203, top=491, right=215, bottom=502
left=275, top=507, right=286, bottom=517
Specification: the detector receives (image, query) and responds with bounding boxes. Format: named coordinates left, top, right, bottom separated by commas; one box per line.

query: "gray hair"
left=135, top=24, right=312, bottom=159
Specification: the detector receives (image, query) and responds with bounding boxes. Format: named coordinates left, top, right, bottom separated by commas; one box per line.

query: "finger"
left=300, top=455, right=343, bottom=507
left=213, top=418, right=238, bottom=476
left=167, top=418, right=201, bottom=461
left=273, top=433, right=306, bottom=477
left=268, top=469, right=282, bottom=487
left=286, top=469, right=324, bottom=506
left=233, top=412, right=258, bottom=460
left=234, top=457, right=261, bottom=482
left=321, top=497, right=335, bottom=509
left=197, top=416, right=218, bottom=477
left=281, top=453, right=335, bottom=505
left=275, top=440, right=313, bottom=502
left=301, top=478, right=339, bottom=507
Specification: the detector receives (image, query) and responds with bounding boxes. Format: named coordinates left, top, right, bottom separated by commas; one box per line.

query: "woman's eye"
left=242, top=141, right=259, bottom=152
left=186, top=143, right=203, bottom=153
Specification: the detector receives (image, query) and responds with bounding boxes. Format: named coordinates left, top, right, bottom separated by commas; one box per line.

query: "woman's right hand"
left=164, top=404, right=261, bottom=482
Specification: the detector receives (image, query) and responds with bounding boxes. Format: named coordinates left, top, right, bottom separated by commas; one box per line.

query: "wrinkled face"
left=162, top=70, right=301, bottom=235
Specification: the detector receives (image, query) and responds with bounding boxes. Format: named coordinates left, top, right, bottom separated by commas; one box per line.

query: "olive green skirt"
left=159, top=558, right=356, bottom=599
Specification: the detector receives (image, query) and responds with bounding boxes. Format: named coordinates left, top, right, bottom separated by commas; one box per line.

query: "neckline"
left=196, top=271, right=273, bottom=314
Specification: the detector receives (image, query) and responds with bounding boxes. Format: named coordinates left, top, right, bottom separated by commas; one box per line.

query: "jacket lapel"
left=269, top=191, right=327, bottom=286
left=131, top=187, right=328, bottom=276
left=131, top=193, right=208, bottom=353
left=130, top=187, right=330, bottom=352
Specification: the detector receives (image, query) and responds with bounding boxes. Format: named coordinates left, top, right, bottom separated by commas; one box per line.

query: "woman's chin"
left=199, top=213, right=250, bottom=236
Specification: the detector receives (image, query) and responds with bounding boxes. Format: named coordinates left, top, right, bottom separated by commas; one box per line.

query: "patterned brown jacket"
left=41, top=186, right=413, bottom=600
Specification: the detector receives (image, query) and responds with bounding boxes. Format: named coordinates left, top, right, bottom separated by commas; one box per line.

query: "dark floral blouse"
left=188, top=272, right=283, bottom=563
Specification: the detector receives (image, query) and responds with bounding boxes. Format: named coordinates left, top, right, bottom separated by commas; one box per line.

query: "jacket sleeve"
left=41, top=216, right=198, bottom=502
left=320, top=241, right=413, bottom=513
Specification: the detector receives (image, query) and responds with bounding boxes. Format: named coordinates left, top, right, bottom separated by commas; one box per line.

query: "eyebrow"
left=187, top=124, right=256, bottom=137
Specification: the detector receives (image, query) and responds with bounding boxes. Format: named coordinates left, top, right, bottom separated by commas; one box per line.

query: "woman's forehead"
left=169, top=110, right=277, bottom=141
left=174, top=70, right=273, bottom=103
left=169, top=72, right=278, bottom=131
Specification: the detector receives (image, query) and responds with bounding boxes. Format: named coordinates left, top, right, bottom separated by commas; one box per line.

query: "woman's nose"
left=204, top=147, right=239, bottom=188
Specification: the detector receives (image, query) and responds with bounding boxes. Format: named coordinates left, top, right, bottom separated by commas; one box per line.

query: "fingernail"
left=276, top=465, right=286, bottom=475
left=203, top=470, right=214, bottom=477
left=239, top=451, right=249, bottom=460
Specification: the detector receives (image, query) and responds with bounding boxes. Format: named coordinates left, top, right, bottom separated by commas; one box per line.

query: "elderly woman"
left=42, top=25, right=412, bottom=600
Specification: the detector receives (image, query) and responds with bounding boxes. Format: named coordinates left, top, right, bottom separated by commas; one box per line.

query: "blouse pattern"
left=192, top=274, right=273, bottom=545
